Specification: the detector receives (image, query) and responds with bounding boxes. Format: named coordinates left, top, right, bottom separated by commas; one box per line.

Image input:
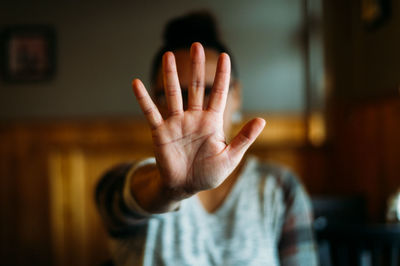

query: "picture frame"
left=0, top=25, right=56, bottom=82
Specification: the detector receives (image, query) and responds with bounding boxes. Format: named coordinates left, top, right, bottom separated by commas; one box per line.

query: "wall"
left=324, top=0, right=400, bottom=102
left=0, top=118, right=327, bottom=265
left=323, top=0, right=400, bottom=221
left=0, top=0, right=306, bottom=120
left=355, top=0, right=400, bottom=100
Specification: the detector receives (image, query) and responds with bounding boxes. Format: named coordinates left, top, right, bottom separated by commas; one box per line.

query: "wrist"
left=158, top=179, right=193, bottom=203
left=129, top=160, right=183, bottom=213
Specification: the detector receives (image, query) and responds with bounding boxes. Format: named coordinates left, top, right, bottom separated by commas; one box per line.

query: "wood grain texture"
left=5, top=102, right=399, bottom=265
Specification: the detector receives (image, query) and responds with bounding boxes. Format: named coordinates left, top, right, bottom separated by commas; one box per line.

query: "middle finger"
left=188, top=42, right=205, bottom=111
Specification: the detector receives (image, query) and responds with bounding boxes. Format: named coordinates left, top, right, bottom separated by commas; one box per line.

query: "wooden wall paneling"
left=48, top=151, right=66, bottom=266
left=331, top=99, right=400, bottom=221
left=83, top=149, right=154, bottom=264
left=299, top=147, right=329, bottom=195
left=22, top=131, right=53, bottom=266
left=48, top=145, right=155, bottom=266
left=0, top=125, right=53, bottom=266
left=354, top=103, right=383, bottom=220
left=0, top=130, right=19, bottom=266
left=379, top=100, right=400, bottom=221
left=353, top=99, right=400, bottom=221
left=381, top=100, right=400, bottom=197
left=49, top=149, right=88, bottom=266
left=0, top=117, right=326, bottom=265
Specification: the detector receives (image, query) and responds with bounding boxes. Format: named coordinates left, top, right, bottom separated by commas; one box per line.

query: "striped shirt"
left=96, top=156, right=318, bottom=266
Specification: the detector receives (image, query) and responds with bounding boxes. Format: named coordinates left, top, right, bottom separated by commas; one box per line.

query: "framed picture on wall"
left=0, top=26, right=56, bottom=82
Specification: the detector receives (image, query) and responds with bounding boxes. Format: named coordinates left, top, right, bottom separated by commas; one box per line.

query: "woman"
left=96, top=11, right=318, bottom=266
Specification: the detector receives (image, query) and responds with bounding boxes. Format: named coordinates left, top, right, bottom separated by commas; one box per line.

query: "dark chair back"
left=315, top=224, right=400, bottom=266
left=312, top=196, right=400, bottom=266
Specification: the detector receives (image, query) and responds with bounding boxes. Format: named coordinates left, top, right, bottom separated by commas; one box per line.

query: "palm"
left=132, top=43, right=265, bottom=196
left=154, top=111, right=228, bottom=192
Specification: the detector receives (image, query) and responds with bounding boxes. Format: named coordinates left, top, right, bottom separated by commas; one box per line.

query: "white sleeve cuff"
left=123, top=157, right=157, bottom=217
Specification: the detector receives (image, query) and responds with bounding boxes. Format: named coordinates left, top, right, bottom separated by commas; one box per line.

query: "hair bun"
left=150, top=10, right=238, bottom=82
left=163, top=11, right=220, bottom=48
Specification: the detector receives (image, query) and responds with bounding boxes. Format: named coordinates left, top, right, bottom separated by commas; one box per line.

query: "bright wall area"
left=0, top=0, right=305, bottom=120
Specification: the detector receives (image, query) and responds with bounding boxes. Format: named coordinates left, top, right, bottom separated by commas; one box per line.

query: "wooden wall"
left=329, top=98, right=400, bottom=221
left=322, top=0, right=400, bottom=221
left=0, top=119, right=154, bottom=266
left=1, top=97, right=399, bottom=265
left=0, top=115, right=327, bottom=266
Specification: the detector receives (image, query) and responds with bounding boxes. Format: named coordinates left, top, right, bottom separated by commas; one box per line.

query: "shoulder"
left=250, top=156, right=302, bottom=194
left=244, top=157, right=318, bottom=262
left=247, top=156, right=312, bottom=214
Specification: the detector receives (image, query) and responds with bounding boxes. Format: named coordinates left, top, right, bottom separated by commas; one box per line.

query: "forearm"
left=96, top=162, right=148, bottom=237
left=129, top=162, right=186, bottom=214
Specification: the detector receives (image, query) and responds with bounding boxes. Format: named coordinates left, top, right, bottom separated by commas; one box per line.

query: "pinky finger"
left=132, top=79, right=163, bottom=129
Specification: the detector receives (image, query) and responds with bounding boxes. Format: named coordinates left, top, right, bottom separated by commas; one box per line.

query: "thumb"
left=226, top=118, right=266, bottom=162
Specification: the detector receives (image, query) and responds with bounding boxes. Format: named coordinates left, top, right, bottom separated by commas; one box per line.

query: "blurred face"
left=152, top=48, right=241, bottom=135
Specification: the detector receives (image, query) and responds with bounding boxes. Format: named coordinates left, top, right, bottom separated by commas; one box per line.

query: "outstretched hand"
left=132, top=42, right=265, bottom=199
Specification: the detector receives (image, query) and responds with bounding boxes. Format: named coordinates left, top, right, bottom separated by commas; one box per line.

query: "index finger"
left=206, top=53, right=231, bottom=114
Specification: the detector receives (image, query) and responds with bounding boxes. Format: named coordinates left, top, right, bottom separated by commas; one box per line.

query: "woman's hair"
left=150, top=11, right=238, bottom=85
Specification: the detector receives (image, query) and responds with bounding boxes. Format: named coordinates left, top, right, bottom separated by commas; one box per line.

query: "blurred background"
left=1, top=0, right=399, bottom=265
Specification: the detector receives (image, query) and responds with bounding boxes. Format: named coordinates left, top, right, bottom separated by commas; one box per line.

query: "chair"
left=315, top=223, right=400, bottom=266
left=312, top=196, right=400, bottom=266
left=312, top=195, right=367, bottom=225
